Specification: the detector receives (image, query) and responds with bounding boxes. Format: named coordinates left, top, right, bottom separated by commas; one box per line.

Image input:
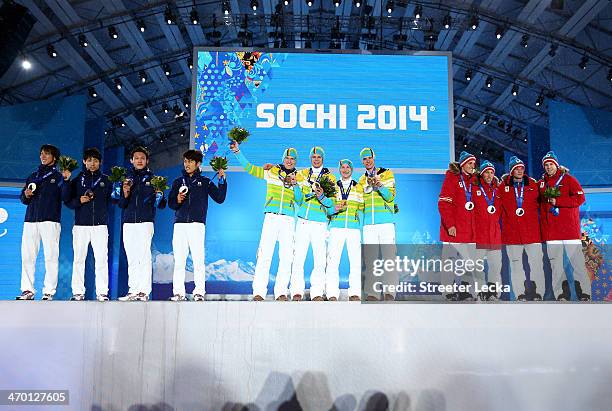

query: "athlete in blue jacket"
left=17, top=144, right=68, bottom=301
left=62, top=148, right=113, bottom=301
left=167, top=149, right=227, bottom=301
left=118, top=146, right=166, bottom=301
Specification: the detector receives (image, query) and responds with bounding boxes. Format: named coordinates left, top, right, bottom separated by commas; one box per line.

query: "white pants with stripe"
left=506, top=243, right=545, bottom=300
left=123, top=222, right=154, bottom=295
left=290, top=218, right=328, bottom=298
left=546, top=240, right=590, bottom=298
left=20, top=221, right=61, bottom=296
left=252, top=213, right=295, bottom=298
left=362, top=223, right=396, bottom=297
left=325, top=227, right=361, bottom=299
left=172, top=223, right=206, bottom=296
left=72, top=225, right=109, bottom=296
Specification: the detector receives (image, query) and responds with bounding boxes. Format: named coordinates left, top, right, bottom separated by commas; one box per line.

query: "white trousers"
left=252, top=213, right=295, bottom=298
left=546, top=240, right=590, bottom=298
left=473, top=248, right=502, bottom=286
left=506, top=243, right=545, bottom=300
left=325, top=227, right=361, bottom=299
left=172, top=223, right=206, bottom=296
left=21, top=221, right=61, bottom=295
left=290, top=218, right=328, bottom=297
left=72, top=225, right=109, bottom=296
left=123, top=222, right=154, bottom=295
left=363, top=223, right=397, bottom=297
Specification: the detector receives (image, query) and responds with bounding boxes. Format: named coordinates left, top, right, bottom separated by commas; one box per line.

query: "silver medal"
left=27, top=182, right=37, bottom=192
left=179, top=185, right=189, bottom=195
left=465, top=201, right=474, bottom=211
left=515, top=207, right=525, bottom=217
left=487, top=205, right=496, bottom=214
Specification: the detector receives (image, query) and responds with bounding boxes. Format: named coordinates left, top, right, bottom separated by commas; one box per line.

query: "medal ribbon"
left=338, top=180, right=353, bottom=200
left=514, top=181, right=524, bottom=209
left=459, top=173, right=472, bottom=203
left=479, top=182, right=496, bottom=208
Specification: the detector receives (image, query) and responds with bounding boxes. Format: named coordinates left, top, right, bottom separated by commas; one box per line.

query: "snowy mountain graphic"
left=152, top=251, right=255, bottom=284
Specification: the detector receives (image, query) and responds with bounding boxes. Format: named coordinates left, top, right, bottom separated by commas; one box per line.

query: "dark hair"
left=83, top=147, right=102, bottom=161
left=130, top=146, right=149, bottom=160
left=183, top=149, right=203, bottom=163
left=40, top=144, right=60, bottom=162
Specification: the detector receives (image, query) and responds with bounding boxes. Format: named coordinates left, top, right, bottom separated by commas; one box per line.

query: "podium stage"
left=1, top=302, right=611, bottom=411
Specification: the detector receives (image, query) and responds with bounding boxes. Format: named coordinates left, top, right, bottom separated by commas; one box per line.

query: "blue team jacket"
left=62, top=169, right=113, bottom=226
left=20, top=164, right=64, bottom=223
left=168, top=169, right=227, bottom=224
left=117, top=167, right=166, bottom=224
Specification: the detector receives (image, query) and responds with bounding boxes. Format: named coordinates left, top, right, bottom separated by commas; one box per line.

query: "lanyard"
left=338, top=180, right=353, bottom=200
left=307, top=168, right=324, bottom=185
left=459, top=173, right=472, bottom=202
left=550, top=173, right=565, bottom=189
left=81, top=174, right=102, bottom=190
left=34, top=169, right=55, bottom=183
left=514, top=181, right=524, bottom=209
left=479, top=183, right=496, bottom=207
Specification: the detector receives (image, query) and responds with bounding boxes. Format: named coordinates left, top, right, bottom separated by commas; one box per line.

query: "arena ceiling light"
left=535, top=93, right=544, bottom=106
left=222, top=1, right=231, bottom=15
left=461, top=108, right=468, bottom=118
left=521, top=34, right=529, bottom=48
left=386, top=0, right=394, bottom=14
left=88, top=86, right=97, bottom=98
left=114, top=78, right=122, bottom=90
left=353, top=0, right=361, bottom=7
left=46, top=44, right=57, bottom=58
left=442, top=14, right=451, bottom=29
left=511, top=84, right=519, bottom=96
left=579, top=55, right=588, bottom=70
left=469, top=15, right=479, bottom=30
left=137, top=19, right=146, bottom=32
left=485, top=76, right=493, bottom=88
left=548, top=44, right=557, bottom=57
left=251, top=0, right=258, bottom=11
left=78, top=34, right=88, bottom=47
left=163, top=64, right=171, bottom=76
left=165, top=7, right=175, bottom=24
left=414, top=4, right=422, bottom=19
left=108, top=25, right=118, bottom=39
left=162, top=103, right=169, bottom=114
left=334, top=0, right=341, bottom=8
left=465, top=69, right=472, bottom=81
left=190, top=8, right=199, bottom=25
left=139, top=70, right=147, bottom=83
left=482, top=114, right=490, bottom=125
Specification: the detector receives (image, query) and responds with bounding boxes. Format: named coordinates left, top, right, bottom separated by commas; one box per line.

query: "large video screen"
left=191, top=49, right=453, bottom=172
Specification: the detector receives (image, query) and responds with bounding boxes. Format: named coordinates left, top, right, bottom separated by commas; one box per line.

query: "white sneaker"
left=193, top=294, right=205, bottom=301
left=41, top=294, right=53, bottom=301
left=135, top=292, right=149, bottom=301
left=118, top=293, right=138, bottom=301
left=169, top=294, right=187, bottom=301
left=70, top=294, right=85, bottom=301
left=97, top=294, right=109, bottom=301
left=16, top=291, right=35, bottom=300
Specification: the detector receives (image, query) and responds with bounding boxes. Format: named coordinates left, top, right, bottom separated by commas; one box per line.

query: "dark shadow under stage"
left=1, top=302, right=611, bottom=411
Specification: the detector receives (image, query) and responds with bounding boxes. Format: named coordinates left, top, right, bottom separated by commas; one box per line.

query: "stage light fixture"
left=108, top=26, right=118, bottom=39
left=414, top=4, right=422, bottom=19
left=163, top=64, right=171, bottom=76
left=190, top=8, right=199, bottom=24
left=306, top=0, right=313, bottom=6
left=88, top=87, right=97, bottom=98
left=354, top=0, right=361, bottom=7
left=79, top=34, right=88, bottom=47
left=141, top=110, right=148, bottom=120
left=548, top=44, right=557, bottom=57
left=165, top=7, right=175, bottom=24
left=461, top=108, right=468, bottom=118
left=334, top=0, right=341, bottom=7
left=162, top=103, right=169, bottom=114
left=284, top=0, right=290, bottom=5
left=137, top=19, right=146, bottom=32
left=46, top=44, right=57, bottom=58
left=535, top=93, right=544, bottom=106
left=139, top=70, right=147, bottom=83
left=495, top=26, right=504, bottom=40
left=251, top=0, right=258, bottom=10
left=386, top=0, right=394, bottom=14
left=469, top=15, right=478, bottom=30
left=511, top=84, right=519, bottom=96
left=579, top=55, right=588, bottom=70
left=520, top=34, right=529, bottom=48
left=442, top=14, right=451, bottom=29
left=608, top=68, right=612, bottom=82
left=114, top=78, right=122, bottom=90
left=483, top=114, right=490, bottom=125
left=465, top=69, right=472, bottom=81
left=223, top=1, right=231, bottom=15
left=485, top=76, right=493, bottom=88
left=183, top=97, right=190, bottom=108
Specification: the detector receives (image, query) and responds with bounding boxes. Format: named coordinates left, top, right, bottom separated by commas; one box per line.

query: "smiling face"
left=362, top=156, right=375, bottom=171
left=512, top=165, right=525, bottom=180
left=40, top=150, right=55, bottom=166
left=130, top=151, right=148, bottom=170
left=283, top=156, right=296, bottom=169
left=461, top=159, right=476, bottom=175
left=340, top=163, right=352, bottom=179
left=183, top=158, right=200, bottom=175
left=84, top=157, right=101, bottom=172
left=482, top=169, right=494, bottom=184
left=311, top=154, right=323, bottom=168
left=544, top=161, right=558, bottom=176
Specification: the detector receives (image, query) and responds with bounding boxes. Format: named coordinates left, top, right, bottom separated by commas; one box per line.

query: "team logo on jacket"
left=476, top=190, right=481, bottom=196
left=50, top=178, right=56, bottom=183
left=197, top=182, right=202, bottom=186
left=146, top=182, right=150, bottom=186
left=505, top=186, right=509, bottom=192
left=539, top=181, right=544, bottom=188
left=459, top=182, right=463, bottom=188
left=100, top=182, right=105, bottom=187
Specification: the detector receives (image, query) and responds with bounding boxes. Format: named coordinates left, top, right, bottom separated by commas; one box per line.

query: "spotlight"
left=139, top=70, right=147, bottom=83
left=140, top=110, right=148, bottom=120
left=114, top=78, right=122, bottom=90
left=469, top=15, right=478, bottom=30
left=520, top=34, right=529, bottom=48
left=180, top=129, right=186, bottom=137
left=579, top=55, right=588, bottom=70
left=414, top=4, right=422, bottom=19
left=222, top=1, right=231, bottom=14
left=188, top=57, right=193, bottom=70
left=190, top=8, right=199, bottom=24
left=465, top=69, right=472, bottom=81
left=183, top=97, right=190, bottom=108
left=137, top=19, right=146, bottom=32
left=495, top=26, right=504, bottom=40
left=165, top=7, right=175, bottom=24
left=608, top=68, right=612, bottom=82
left=163, top=64, right=171, bottom=76
left=485, top=76, right=493, bottom=88
left=79, top=34, right=88, bottom=47
left=535, top=93, right=544, bottom=106
left=21, top=58, right=33, bottom=70
left=46, top=44, right=57, bottom=58
left=548, top=44, right=557, bottom=57
left=386, top=0, right=394, bottom=14
left=162, top=103, right=169, bottom=114
left=511, top=84, right=519, bottom=96
left=284, top=0, right=290, bottom=5
left=463, top=141, right=468, bottom=148
left=108, top=25, right=118, bottom=39
left=354, top=0, right=361, bottom=7
left=88, top=86, right=97, bottom=98
left=443, top=14, right=451, bottom=29
left=461, top=108, right=468, bottom=118
left=482, top=114, right=490, bottom=125
left=251, top=0, right=258, bottom=10
left=334, top=0, right=341, bottom=7
left=524, top=137, right=528, bottom=143
left=307, top=0, right=313, bottom=6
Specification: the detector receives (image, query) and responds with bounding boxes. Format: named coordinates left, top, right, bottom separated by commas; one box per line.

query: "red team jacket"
left=438, top=165, right=476, bottom=243
left=473, top=177, right=502, bottom=247
left=496, top=175, right=541, bottom=245
left=538, top=169, right=585, bottom=241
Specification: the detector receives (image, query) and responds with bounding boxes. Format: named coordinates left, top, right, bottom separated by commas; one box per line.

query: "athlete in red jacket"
left=496, top=156, right=545, bottom=301
left=472, top=160, right=503, bottom=300
left=437, top=151, right=477, bottom=300
left=538, top=151, right=589, bottom=301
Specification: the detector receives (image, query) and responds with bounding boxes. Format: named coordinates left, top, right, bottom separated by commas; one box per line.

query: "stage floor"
left=1, top=302, right=611, bottom=411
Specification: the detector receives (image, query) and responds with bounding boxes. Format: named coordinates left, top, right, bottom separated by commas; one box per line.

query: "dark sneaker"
left=16, top=291, right=35, bottom=300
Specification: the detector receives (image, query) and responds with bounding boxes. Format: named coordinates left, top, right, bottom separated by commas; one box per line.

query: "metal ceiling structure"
left=0, top=0, right=610, bottom=162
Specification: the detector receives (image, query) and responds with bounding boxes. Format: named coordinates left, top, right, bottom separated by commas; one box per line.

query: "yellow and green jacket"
left=235, top=151, right=296, bottom=216
left=358, top=167, right=396, bottom=225
left=326, top=179, right=365, bottom=230
left=293, top=167, right=336, bottom=223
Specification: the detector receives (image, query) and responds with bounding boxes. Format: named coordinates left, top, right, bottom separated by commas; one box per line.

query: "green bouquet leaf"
left=228, top=126, right=250, bottom=144
left=108, top=166, right=127, bottom=183
left=543, top=186, right=561, bottom=198
left=150, top=175, right=169, bottom=191
left=318, top=175, right=337, bottom=198
left=58, top=156, right=79, bottom=172
left=209, top=156, right=228, bottom=171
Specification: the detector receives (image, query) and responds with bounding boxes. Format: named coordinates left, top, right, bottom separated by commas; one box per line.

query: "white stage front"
left=1, top=302, right=611, bottom=411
